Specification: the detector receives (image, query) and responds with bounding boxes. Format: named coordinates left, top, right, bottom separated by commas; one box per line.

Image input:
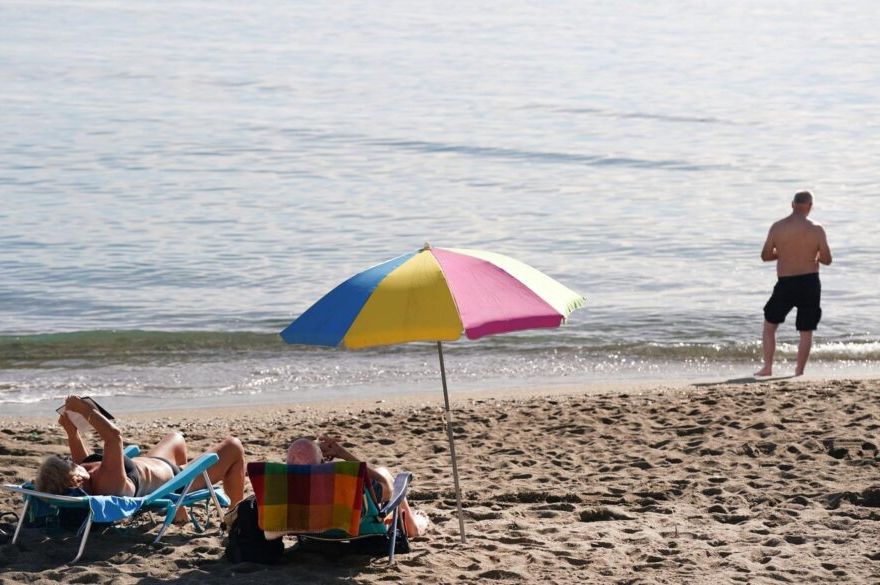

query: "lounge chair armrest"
left=1, top=484, right=90, bottom=505
left=377, top=472, right=412, bottom=516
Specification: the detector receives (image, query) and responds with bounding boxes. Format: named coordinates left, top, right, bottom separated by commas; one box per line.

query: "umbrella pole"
left=437, top=341, right=467, bottom=544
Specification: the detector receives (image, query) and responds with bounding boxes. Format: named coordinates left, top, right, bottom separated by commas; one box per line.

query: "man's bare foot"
left=794, top=369, right=804, bottom=376
left=754, top=365, right=772, bottom=377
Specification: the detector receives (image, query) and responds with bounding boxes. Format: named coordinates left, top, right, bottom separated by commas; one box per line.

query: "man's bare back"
left=761, top=213, right=832, bottom=277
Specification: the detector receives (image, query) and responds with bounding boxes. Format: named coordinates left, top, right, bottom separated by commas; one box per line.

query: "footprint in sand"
left=579, top=507, right=634, bottom=522
left=558, top=554, right=589, bottom=567
left=477, top=569, right=526, bottom=580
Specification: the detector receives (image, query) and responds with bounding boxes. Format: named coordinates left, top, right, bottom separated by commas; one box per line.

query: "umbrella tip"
left=421, top=242, right=431, bottom=251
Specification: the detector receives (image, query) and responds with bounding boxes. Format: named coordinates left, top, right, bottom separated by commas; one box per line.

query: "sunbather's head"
left=36, top=454, right=87, bottom=494
left=287, top=437, right=322, bottom=465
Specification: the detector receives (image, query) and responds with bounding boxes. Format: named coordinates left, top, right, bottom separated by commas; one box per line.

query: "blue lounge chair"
left=1, top=447, right=229, bottom=563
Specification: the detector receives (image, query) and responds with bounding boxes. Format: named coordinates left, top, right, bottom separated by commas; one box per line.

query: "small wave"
left=574, top=341, right=880, bottom=362
left=797, top=341, right=880, bottom=359
left=566, top=108, right=743, bottom=127
left=241, top=122, right=726, bottom=172
left=366, top=138, right=723, bottom=172
left=3, top=330, right=878, bottom=370
left=0, top=330, right=285, bottom=368
left=522, top=103, right=746, bottom=126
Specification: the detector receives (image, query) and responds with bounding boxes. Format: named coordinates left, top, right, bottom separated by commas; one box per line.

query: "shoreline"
left=1, top=378, right=687, bottom=424
left=3, top=371, right=878, bottom=424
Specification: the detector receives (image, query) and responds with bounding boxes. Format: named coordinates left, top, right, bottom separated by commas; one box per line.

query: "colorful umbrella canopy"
left=280, top=244, right=585, bottom=543
left=281, top=246, right=585, bottom=347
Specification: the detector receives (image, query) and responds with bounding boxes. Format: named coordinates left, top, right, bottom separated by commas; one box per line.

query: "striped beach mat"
left=247, top=461, right=367, bottom=536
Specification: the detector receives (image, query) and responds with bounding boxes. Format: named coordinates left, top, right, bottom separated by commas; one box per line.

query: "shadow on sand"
left=694, top=375, right=796, bottom=388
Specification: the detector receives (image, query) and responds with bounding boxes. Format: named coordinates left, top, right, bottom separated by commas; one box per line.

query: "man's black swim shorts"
left=763, top=272, right=822, bottom=331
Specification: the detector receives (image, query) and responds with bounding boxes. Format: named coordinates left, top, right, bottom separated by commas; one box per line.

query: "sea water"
left=1, top=1, right=878, bottom=414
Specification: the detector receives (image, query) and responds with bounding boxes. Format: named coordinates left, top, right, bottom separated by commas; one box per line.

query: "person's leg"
left=795, top=330, right=812, bottom=376
left=143, top=432, right=191, bottom=521
left=145, top=432, right=188, bottom=465
left=755, top=320, right=778, bottom=376
left=189, top=436, right=245, bottom=507
left=794, top=277, right=821, bottom=377
left=375, top=466, right=424, bottom=537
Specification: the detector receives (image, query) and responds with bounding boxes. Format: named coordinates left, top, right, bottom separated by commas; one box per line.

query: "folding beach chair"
left=246, top=461, right=412, bottom=563
left=1, top=447, right=229, bottom=563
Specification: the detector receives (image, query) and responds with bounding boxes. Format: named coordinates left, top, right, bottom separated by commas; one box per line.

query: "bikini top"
left=81, top=452, right=141, bottom=495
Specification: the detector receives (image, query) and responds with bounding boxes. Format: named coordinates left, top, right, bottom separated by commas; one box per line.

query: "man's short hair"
left=793, top=191, right=813, bottom=205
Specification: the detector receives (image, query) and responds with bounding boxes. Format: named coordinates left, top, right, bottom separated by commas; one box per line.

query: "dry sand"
left=1, top=377, right=879, bottom=584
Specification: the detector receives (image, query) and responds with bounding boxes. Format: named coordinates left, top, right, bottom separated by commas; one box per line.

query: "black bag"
left=225, top=495, right=284, bottom=564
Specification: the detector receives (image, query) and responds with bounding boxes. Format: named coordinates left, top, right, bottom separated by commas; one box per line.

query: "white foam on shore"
left=4, top=371, right=878, bottom=423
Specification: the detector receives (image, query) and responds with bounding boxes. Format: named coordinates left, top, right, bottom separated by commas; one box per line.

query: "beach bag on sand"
left=225, top=495, right=284, bottom=564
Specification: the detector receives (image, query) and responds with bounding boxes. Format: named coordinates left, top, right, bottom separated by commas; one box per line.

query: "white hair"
left=286, top=438, right=322, bottom=465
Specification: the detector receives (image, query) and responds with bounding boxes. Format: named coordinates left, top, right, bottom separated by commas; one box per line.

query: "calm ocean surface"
left=2, top=1, right=878, bottom=413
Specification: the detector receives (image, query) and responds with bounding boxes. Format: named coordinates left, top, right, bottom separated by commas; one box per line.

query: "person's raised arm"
left=318, top=435, right=357, bottom=461
left=319, top=435, right=393, bottom=498
left=59, top=412, right=90, bottom=464
left=816, top=226, right=832, bottom=265
left=760, top=227, right=777, bottom=262
left=64, top=396, right=126, bottom=492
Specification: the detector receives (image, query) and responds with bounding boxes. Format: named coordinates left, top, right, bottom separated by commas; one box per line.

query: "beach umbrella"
left=280, top=244, right=585, bottom=543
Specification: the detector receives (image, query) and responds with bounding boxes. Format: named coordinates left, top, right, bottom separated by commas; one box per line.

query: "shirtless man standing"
left=755, top=191, right=832, bottom=377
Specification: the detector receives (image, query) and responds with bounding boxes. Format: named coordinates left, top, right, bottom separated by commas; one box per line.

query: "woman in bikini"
left=35, top=395, right=245, bottom=508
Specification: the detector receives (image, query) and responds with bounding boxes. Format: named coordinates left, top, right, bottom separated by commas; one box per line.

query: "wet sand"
left=1, top=377, right=879, bottom=584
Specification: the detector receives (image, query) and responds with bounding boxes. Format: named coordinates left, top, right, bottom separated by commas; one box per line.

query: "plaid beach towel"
left=247, top=461, right=367, bottom=536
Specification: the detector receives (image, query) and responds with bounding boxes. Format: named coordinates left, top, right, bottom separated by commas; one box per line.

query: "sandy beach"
left=1, top=377, right=879, bottom=584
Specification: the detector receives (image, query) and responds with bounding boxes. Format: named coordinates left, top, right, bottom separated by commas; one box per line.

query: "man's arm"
left=760, top=227, right=778, bottom=262
left=319, top=435, right=355, bottom=461
left=816, top=226, right=832, bottom=265
left=319, top=435, right=394, bottom=497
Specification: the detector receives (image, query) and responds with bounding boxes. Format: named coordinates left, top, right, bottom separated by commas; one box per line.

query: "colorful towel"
left=247, top=461, right=367, bottom=536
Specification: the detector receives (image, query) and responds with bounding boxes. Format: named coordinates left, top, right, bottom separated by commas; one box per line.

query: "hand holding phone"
left=55, top=396, right=114, bottom=432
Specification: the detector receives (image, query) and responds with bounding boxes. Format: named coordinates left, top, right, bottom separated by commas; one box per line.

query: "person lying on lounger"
left=35, top=395, right=245, bottom=508
left=286, top=435, right=429, bottom=537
